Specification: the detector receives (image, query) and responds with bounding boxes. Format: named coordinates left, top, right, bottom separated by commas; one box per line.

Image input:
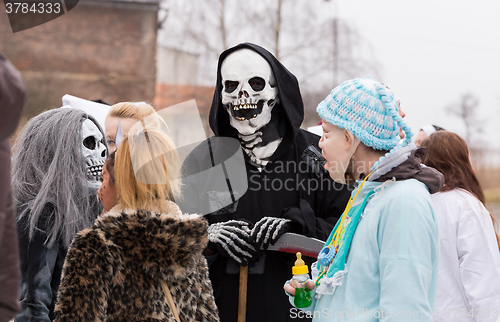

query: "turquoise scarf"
left=316, top=188, right=376, bottom=281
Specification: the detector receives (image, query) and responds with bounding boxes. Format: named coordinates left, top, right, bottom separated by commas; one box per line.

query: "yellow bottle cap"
left=292, top=252, right=309, bottom=275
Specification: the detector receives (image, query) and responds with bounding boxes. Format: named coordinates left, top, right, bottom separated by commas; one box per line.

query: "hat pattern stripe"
left=317, top=78, right=414, bottom=171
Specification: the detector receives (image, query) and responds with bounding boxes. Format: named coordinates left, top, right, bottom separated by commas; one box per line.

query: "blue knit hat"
left=317, top=78, right=413, bottom=152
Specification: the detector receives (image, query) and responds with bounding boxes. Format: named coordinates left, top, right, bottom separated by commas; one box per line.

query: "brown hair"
left=105, top=151, right=116, bottom=185
left=422, top=131, right=500, bottom=250
left=114, top=126, right=181, bottom=212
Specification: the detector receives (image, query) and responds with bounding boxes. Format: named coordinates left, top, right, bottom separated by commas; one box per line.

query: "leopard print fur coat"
left=54, top=201, right=220, bottom=322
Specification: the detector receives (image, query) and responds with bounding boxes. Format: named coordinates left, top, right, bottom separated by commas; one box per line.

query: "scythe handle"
left=238, top=265, right=248, bottom=322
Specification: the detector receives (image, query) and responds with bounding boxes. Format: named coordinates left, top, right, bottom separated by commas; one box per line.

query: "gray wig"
left=12, top=108, right=105, bottom=248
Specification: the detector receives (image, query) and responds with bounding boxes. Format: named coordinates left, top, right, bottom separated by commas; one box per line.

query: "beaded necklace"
left=316, top=172, right=373, bottom=285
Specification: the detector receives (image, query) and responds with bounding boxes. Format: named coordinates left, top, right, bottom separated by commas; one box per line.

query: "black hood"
left=209, top=43, right=304, bottom=140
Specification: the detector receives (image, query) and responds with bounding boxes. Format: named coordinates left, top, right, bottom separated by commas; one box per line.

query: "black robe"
left=179, top=43, right=351, bottom=322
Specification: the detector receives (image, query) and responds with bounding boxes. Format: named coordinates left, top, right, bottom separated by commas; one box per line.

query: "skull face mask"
left=221, top=49, right=279, bottom=136
left=82, top=119, right=107, bottom=191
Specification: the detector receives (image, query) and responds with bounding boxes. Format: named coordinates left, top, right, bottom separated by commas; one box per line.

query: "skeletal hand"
left=251, top=217, right=292, bottom=250
left=207, top=220, right=257, bottom=265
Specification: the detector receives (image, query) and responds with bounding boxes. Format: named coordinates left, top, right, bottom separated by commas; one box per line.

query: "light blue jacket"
left=289, top=178, right=439, bottom=321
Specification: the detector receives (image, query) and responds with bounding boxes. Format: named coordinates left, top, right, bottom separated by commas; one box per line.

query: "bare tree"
left=159, top=0, right=256, bottom=83
left=158, top=0, right=381, bottom=119
left=447, top=92, right=483, bottom=145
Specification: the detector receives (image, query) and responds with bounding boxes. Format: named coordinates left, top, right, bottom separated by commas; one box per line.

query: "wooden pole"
left=237, top=265, right=248, bottom=322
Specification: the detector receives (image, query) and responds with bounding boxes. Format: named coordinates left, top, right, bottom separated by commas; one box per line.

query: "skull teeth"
left=86, top=164, right=104, bottom=179
left=235, top=115, right=258, bottom=121
left=86, top=158, right=106, bottom=167
left=233, top=104, right=257, bottom=111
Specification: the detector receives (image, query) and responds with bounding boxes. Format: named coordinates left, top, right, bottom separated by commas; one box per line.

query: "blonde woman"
left=55, top=126, right=220, bottom=322
left=105, top=102, right=156, bottom=153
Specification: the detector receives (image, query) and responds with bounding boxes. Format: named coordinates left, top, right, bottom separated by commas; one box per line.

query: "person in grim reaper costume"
left=12, top=108, right=106, bottom=322
left=179, top=43, right=351, bottom=321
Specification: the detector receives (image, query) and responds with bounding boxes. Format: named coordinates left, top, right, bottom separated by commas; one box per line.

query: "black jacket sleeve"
left=16, top=207, right=60, bottom=322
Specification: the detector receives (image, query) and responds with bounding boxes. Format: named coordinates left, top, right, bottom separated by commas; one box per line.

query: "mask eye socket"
left=224, top=81, right=239, bottom=93
left=83, top=136, right=97, bottom=150
left=249, top=77, right=265, bottom=91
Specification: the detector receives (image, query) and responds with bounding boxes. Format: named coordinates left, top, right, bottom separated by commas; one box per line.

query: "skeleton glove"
left=250, top=217, right=292, bottom=250
left=207, top=220, right=257, bottom=265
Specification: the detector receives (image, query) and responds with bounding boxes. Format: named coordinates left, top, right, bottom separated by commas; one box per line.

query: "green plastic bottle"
left=292, top=252, right=312, bottom=308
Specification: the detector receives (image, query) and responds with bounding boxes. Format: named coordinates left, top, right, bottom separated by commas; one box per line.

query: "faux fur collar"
left=94, top=201, right=208, bottom=279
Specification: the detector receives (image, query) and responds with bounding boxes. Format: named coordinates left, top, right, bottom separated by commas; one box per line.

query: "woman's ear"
left=345, top=130, right=361, bottom=155
left=343, top=130, right=355, bottom=150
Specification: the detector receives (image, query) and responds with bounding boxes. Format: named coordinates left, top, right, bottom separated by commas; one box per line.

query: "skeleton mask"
left=221, top=49, right=279, bottom=136
left=82, top=119, right=106, bottom=190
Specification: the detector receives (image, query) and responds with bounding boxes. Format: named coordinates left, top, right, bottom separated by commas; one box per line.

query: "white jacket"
left=432, top=189, right=500, bottom=322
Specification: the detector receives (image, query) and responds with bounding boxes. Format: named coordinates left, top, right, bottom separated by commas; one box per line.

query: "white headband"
left=421, top=124, right=436, bottom=137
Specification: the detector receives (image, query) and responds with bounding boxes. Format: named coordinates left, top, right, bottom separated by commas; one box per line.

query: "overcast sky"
left=160, top=0, right=500, bottom=153
left=332, top=0, right=500, bottom=150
